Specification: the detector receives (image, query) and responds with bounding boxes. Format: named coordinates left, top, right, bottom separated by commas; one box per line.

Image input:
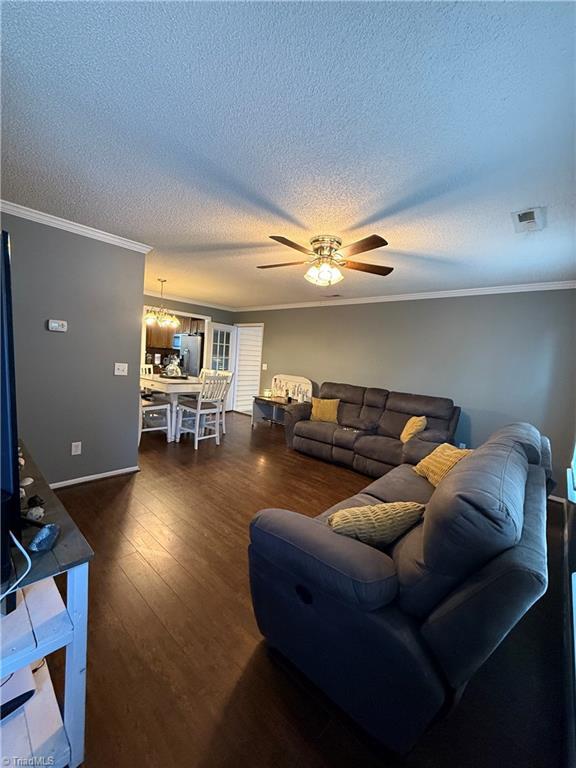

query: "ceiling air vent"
left=511, top=207, right=546, bottom=232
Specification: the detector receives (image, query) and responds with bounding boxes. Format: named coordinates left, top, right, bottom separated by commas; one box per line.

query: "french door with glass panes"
left=209, top=323, right=237, bottom=410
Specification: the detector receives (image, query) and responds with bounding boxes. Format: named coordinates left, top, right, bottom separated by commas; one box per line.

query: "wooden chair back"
left=199, top=374, right=229, bottom=404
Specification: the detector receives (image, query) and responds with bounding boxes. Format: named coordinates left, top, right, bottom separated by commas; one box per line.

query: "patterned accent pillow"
left=400, top=415, right=427, bottom=444
left=414, top=443, right=473, bottom=487
left=328, top=501, right=425, bottom=547
left=310, top=397, right=340, bottom=423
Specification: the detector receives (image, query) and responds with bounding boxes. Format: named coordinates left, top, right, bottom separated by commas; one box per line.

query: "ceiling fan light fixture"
left=304, top=260, right=344, bottom=287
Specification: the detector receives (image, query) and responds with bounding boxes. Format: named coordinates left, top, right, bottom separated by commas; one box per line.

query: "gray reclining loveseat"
left=285, top=381, right=461, bottom=477
left=249, top=423, right=552, bottom=753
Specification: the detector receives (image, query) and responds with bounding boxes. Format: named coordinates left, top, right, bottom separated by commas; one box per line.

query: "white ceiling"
left=2, top=2, right=575, bottom=309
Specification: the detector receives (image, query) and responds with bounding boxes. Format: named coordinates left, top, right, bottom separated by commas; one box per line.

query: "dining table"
left=140, top=373, right=202, bottom=442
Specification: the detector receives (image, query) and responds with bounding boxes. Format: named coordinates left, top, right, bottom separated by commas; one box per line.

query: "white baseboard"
left=50, top=465, right=140, bottom=489
left=550, top=494, right=567, bottom=505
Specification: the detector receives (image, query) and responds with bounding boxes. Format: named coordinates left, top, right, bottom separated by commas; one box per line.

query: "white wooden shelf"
left=1, top=579, right=73, bottom=677
left=1, top=662, right=71, bottom=768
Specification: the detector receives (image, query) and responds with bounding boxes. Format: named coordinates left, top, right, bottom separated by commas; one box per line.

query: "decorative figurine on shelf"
left=25, top=496, right=45, bottom=522
left=164, top=355, right=183, bottom=378
left=21, top=519, right=61, bottom=552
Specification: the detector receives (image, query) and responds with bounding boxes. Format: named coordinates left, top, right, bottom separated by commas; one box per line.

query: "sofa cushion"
left=387, top=391, right=455, bottom=420
left=293, top=436, right=333, bottom=463
left=319, top=493, right=383, bottom=520
left=390, top=525, right=460, bottom=617
left=363, top=464, right=435, bottom=505
left=321, top=381, right=365, bottom=404
left=321, top=383, right=364, bottom=429
left=333, top=426, right=366, bottom=450
left=423, top=440, right=527, bottom=575
left=328, top=502, right=425, bottom=548
left=414, top=444, right=473, bottom=487
left=487, top=422, right=542, bottom=464
left=353, top=455, right=396, bottom=478
left=355, top=435, right=403, bottom=465
left=400, top=416, right=427, bottom=444
left=390, top=439, right=529, bottom=618
left=358, top=388, right=390, bottom=430
left=250, top=508, right=398, bottom=611
left=378, top=410, right=411, bottom=438
left=311, top=397, right=340, bottom=423
left=294, top=420, right=338, bottom=444
left=378, top=392, right=455, bottom=437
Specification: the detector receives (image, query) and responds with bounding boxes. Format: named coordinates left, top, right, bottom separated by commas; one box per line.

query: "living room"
left=1, top=2, right=575, bottom=768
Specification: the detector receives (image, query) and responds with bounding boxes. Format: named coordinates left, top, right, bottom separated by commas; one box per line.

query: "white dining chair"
left=139, top=397, right=172, bottom=444
left=198, top=369, right=234, bottom=434
left=140, top=364, right=154, bottom=375
left=175, top=374, right=229, bottom=449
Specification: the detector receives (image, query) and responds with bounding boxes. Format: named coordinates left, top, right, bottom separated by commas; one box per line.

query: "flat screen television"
left=1, top=229, right=21, bottom=587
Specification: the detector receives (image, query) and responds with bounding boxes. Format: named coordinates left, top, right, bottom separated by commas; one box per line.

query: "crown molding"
left=143, top=290, right=234, bottom=312
left=0, top=200, right=152, bottom=254
left=233, top=280, right=576, bottom=312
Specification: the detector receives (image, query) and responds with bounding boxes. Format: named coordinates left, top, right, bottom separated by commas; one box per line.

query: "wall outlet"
left=262, top=362, right=268, bottom=370
left=114, top=362, right=128, bottom=376
left=458, top=442, right=467, bottom=449
left=47, top=319, right=68, bottom=332
left=71, top=441, right=82, bottom=456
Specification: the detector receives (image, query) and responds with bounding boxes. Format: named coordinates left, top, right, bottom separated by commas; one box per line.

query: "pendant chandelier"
left=144, top=279, right=180, bottom=328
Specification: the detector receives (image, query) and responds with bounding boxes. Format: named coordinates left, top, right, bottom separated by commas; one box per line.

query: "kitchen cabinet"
left=146, top=323, right=176, bottom=349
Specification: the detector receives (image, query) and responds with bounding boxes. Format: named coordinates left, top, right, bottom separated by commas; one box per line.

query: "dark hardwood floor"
left=51, top=414, right=564, bottom=768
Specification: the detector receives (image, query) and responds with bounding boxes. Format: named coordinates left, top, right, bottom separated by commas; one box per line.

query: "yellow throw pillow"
left=328, top=501, right=425, bottom=547
left=414, top=443, right=473, bottom=487
left=400, top=415, right=427, bottom=444
left=310, top=397, right=340, bottom=423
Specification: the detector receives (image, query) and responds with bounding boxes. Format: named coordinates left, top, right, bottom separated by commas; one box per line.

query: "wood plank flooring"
left=51, top=414, right=564, bottom=768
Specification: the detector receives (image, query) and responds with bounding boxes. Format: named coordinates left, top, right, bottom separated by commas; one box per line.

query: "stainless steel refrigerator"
left=179, top=334, right=203, bottom=376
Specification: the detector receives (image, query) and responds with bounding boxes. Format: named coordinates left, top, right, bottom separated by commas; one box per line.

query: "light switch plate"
left=71, top=441, right=82, bottom=456
left=262, top=362, right=268, bottom=370
left=47, top=319, right=67, bottom=332
left=114, top=362, right=128, bottom=376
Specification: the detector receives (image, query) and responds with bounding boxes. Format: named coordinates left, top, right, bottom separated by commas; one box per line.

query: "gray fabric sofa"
left=249, top=423, right=552, bottom=753
left=284, top=381, right=461, bottom=478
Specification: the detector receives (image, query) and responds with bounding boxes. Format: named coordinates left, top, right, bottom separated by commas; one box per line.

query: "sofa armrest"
left=283, top=402, right=312, bottom=448
left=250, top=508, right=397, bottom=611
left=402, top=435, right=444, bottom=465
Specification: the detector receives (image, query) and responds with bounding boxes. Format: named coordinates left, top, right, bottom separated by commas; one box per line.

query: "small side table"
left=252, top=396, right=295, bottom=427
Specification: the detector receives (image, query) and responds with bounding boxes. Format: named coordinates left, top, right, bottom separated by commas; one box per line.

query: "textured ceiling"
left=2, top=1, right=575, bottom=308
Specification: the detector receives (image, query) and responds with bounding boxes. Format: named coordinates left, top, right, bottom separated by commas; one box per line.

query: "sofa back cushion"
left=378, top=391, right=455, bottom=439
left=392, top=437, right=528, bottom=617
left=486, top=422, right=542, bottom=464
left=320, top=382, right=388, bottom=430
left=320, top=382, right=364, bottom=428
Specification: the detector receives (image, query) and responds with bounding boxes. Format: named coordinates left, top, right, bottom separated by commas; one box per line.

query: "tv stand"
left=0, top=446, right=93, bottom=768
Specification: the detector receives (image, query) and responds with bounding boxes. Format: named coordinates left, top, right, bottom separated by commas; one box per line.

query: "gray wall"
left=240, top=290, right=576, bottom=494
left=143, top=294, right=235, bottom=324
left=2, top=213, right=145, bottom=484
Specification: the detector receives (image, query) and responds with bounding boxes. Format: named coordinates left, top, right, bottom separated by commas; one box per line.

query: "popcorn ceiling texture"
left=2, top=1, right=574, bottom=308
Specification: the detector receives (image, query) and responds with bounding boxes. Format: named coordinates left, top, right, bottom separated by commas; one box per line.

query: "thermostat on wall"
left=47, top=319, right=68, bottom=332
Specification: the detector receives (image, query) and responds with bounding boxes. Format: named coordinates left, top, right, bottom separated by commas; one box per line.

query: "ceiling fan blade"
left=257, top=261, right=308, bottom=269
left=343, top=261, right=394, bottom=276
left=269, top=236, right=313, bottom=256
left=339, top=234, right=388, bottom=257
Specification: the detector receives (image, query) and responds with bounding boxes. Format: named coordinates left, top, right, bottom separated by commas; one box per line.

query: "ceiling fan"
left=257, top=234, right=393, bottom=286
